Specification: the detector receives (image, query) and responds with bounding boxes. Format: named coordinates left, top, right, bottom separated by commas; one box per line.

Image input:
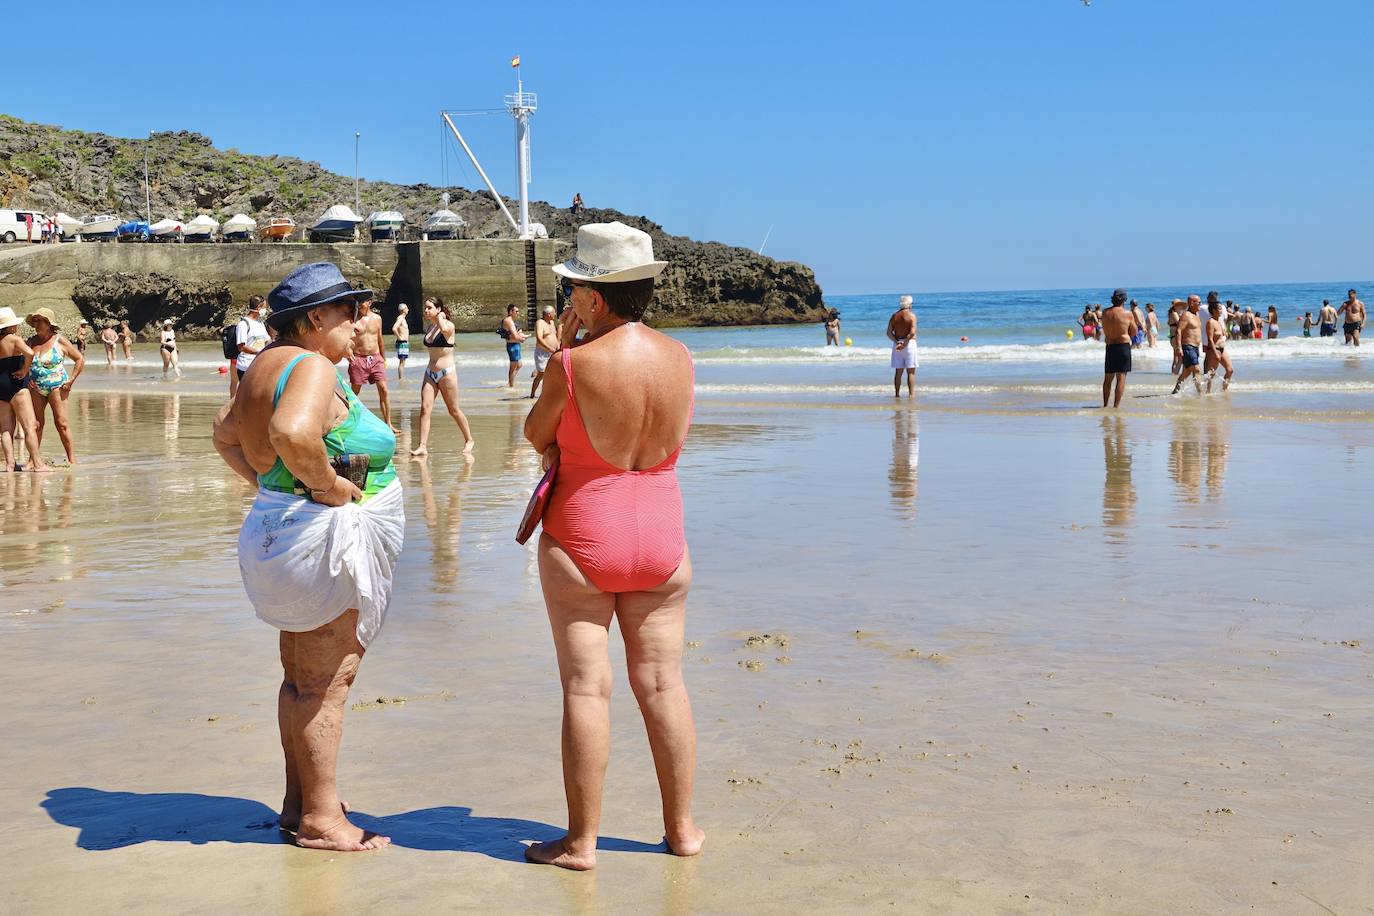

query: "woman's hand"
left=59, top=381, right=73, bottom=394
left=559, top=312, right=583, bottom=349
left=312, top=475, right=363, bottom=507
left=541, top=444, right=560, bottom=472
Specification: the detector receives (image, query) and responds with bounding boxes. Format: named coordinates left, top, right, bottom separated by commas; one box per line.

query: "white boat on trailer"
left=184, top=214, right=219, bottom=242
left=223, top=214, right=257, bottom=241
left=149, top=218, right=184, bottom=241
left=421, top=208, right=465, bottom=240
left=308, top=205, right=363, bottom=242
left=79, top=214, right=121, bottom=240
left=365, top=210, right=405, bottom=241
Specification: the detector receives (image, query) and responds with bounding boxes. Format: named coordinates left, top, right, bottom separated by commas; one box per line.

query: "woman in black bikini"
left=0, top=307, right=51, bottom=471
left=409, top=297, right=474, bottom=457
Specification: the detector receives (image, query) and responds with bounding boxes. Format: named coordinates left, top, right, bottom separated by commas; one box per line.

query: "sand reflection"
left=416, top=454, right=472, bottom=589
left=888, top=408, right=919, bottom=519
left=1168, top=418, right=1230, bottom=506
left=1100, top=416, right=1136, bottom=546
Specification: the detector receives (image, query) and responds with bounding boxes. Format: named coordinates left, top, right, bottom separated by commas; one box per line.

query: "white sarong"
left=238, top=479, right=405, bottom=648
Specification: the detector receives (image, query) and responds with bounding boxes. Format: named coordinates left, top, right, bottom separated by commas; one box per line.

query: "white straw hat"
left=0, top=307, right=20, bottom=330
left=899, top=295, right=913, bottom=306
left=552, top=221, right=667, bottom=283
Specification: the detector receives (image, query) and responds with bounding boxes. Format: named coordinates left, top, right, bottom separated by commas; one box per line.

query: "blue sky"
left=5, top=0, right=1371, bottom=294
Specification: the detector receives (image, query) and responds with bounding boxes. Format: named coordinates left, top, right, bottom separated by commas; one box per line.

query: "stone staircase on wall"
left=331, top=246, right=391, bottom=299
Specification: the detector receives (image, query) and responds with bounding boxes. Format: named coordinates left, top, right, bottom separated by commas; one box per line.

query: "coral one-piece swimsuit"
left=542, top=347, right=692, bottom=593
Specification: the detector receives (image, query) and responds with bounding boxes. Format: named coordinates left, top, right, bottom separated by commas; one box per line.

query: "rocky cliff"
left=0, top=114, right=825, bottom=326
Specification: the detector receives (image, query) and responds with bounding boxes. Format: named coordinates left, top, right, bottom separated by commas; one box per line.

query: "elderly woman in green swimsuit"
left=25, top=308, right=83, bottom=465
left=213, top=263, right=403, bottom=853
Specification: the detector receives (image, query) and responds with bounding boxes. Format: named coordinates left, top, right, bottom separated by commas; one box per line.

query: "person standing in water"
left=1206, top=302, right=1234, bottom=392
left=391, top=303, right=410, bottom=382
left=502, top=303, right=527, bottom=389
left=1318, top=299, right=1338, bottom=337
left=824, top=309, right=841, bottom=346
left=99, top=323, right=118, bottom=368
left=159, top=320, right=182, bottom=380
left=346, top=297, right=393, bottom=428
left=410, top=297, right=475, bottom=456
left=530, top=305, right=559, bottom=399
left=1171, top=295, right=1204, bottom=395
left=886, top=295, right=918, bottom=397
left=1100, top=289, right=1138, bottom=408
left=1145, top=303, right=1159, bottom=348
left=118, top=320, right=134, bottom=361
left=1337, top=289, right=1365, bottom=346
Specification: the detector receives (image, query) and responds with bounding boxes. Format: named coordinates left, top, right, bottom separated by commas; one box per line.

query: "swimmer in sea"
left=1171, top=295, right=1204, bottom=396
left=1337, top=289, right=1365, bottom=346
left=1205, top=302, right=1233, bottom=393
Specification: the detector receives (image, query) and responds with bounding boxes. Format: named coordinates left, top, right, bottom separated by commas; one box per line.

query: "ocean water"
left=118, top=279, right=1374, bottom=406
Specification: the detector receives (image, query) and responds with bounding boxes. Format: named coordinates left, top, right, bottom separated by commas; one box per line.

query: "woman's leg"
left=276, top=631, right=304, bottom=830
left=527, top=534, right=616, bottom=870
left=161, top=348, right=170, bottom=378
left=615, top=551, right=704, bottom=856
left=171, top=349, right=182, bottom=378
left=30, top=389, right=49, bottom=454
left=438, top=375, right=475, bottom=452
left=10, top=391, right=50, bottom=471
left=409, top=377, right=437, bottom=456
left=0, top=401, right=13, bottom=468
left=289, top=608, right=389, bottom=851
left=48, top=388, right=76, bottom=464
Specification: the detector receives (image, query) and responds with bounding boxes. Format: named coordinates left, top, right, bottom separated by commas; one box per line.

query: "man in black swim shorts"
left=1100, top=288, right=1138, bottom=408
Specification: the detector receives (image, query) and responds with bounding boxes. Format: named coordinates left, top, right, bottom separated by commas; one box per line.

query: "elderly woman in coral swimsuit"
left=523, top=222, right=705, bottom=870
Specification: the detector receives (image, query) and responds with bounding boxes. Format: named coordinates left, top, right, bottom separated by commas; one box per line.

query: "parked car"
left=0, top=208, right=49, bottom=243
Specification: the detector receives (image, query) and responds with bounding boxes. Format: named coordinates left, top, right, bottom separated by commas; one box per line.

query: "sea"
left=134, top=280, right=1374, bottom=409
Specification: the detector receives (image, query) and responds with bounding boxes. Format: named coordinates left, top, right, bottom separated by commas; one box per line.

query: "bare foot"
left=29, top=463, right=54, bottom=473
left=409, top=445, right=428, bottom=458
left=462, top=440, right=475, bottom=454
left=524, top=837, right=596, bottom=870
left=666, top=826, right=706, bottom=857
left=295, top=814, right=389, bottom=852
left=280, top=800, right=348, bottom=835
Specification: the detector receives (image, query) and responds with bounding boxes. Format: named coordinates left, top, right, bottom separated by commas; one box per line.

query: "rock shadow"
left=42, top=787, right=663, bottom=861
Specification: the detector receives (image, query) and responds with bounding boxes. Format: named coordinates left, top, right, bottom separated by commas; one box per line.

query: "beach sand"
left=2, top=362, right=1371, bottom=914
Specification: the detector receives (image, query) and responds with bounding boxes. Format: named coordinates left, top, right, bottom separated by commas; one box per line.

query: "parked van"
left=0, top=209, right=50, bottom=243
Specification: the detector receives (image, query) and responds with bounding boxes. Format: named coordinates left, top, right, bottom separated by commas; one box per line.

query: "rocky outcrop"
left=0, top=114, right=827, bottom=326
left=72, top=272, right=231, bottom=338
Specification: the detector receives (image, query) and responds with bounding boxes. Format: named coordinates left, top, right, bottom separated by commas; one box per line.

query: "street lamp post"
left=354, top=132, right=361, bottom=215
left=144, top=131, right=153, bottom=227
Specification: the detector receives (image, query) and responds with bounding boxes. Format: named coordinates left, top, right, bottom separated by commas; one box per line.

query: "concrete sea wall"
left=0, top=240, right=569, bottom=335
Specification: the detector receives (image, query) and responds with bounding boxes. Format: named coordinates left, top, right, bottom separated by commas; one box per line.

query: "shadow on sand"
left=41, top=788, right=664, bottom=861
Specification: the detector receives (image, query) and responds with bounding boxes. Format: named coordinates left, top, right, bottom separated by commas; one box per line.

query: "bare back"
left=888, top=310, right=916, bottom=341
left=1100, top=307, right=1136, bottom=345
left=566, top=324, right=693, bottom=471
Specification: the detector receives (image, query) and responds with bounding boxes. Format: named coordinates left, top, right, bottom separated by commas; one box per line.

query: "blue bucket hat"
left=266, top=262, right=372, bottom=330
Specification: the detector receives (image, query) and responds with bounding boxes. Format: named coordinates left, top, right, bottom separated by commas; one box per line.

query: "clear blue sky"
left=6, top=0, right=1371, bottom=294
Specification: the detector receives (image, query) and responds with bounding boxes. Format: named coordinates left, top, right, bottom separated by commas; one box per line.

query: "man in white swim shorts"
left=887, top=294, right=918, bottom=397
left=530, top=304, right=559, bottom=399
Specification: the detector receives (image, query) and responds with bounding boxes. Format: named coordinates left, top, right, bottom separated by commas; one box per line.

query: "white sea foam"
left=691, top=337, right=1370, bottom=365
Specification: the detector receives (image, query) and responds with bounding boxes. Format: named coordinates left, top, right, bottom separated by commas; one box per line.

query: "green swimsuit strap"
left=272, top=353, right=313, bottom=407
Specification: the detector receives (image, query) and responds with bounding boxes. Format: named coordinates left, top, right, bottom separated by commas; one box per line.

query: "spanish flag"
left=510, top=55, right=521, bottom=68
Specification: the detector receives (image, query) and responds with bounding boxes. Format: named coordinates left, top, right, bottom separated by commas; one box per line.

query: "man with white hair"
left=886, top=294, right=918, bottom=397
left=530, top=304, right=560, bottom=399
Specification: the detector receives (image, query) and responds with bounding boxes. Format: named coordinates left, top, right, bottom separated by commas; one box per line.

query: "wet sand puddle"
left=2, top=385, right=1371, bottom=913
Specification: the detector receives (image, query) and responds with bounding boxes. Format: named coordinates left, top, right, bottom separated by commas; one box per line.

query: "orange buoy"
left=217, top=365, right=228, bottom=374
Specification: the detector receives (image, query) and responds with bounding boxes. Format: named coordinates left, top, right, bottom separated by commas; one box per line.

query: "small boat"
left=79, top=214, right=121, bottom=241
left=421, top=208, right=465, bottom=240
left=308, top=204, right=364, bottom=242
left=55, top=213, right=82, bottom=241
left=365, top=210, right=405, bottom=242
left=258, top=217, right=296, bottom=241
left=183, top=214, right=219, bottom=243
left=149, top=218, right=185, bottom=241
left=116, top=220, right=150, bottom=242
left=222, top=213, right=257, bottom=241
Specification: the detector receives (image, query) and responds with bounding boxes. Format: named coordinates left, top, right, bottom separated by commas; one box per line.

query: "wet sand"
left=2, top=363, right=1372, bottom=914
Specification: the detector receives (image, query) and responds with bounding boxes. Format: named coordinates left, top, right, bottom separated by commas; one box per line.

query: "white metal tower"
left=505, top=65, right=537, bottom=239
